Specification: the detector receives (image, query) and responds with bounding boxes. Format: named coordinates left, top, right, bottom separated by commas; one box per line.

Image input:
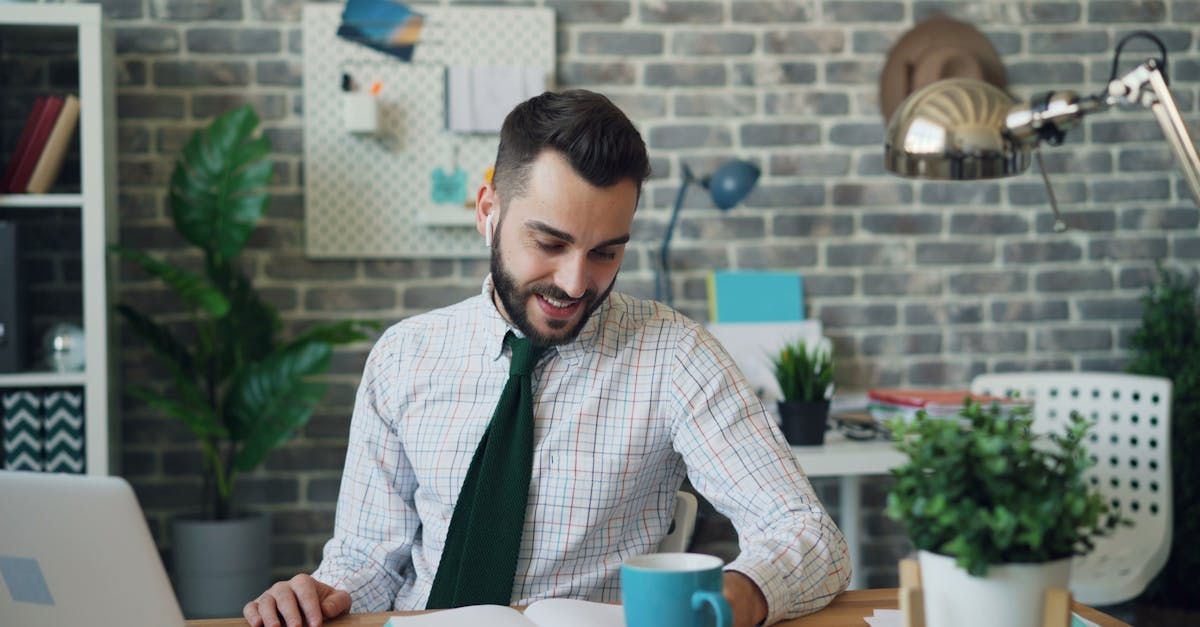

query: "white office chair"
left=657, top=490, right=699, bottom=553
left=970, top=372, right=1173, bottom=605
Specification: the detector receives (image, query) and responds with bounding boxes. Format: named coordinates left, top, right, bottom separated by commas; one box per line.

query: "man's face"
left=485, top=150, right=637, bottom=346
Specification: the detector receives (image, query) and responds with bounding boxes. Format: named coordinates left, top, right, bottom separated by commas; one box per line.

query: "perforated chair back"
left=657, top=490, right=698, bottom=553
left=970, top=372, right=1173, bottom=605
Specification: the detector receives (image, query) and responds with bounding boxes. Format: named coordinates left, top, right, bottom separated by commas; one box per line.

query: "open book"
left=385, top=599, right=624, bottom=627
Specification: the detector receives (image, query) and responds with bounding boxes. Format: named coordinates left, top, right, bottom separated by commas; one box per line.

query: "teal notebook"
left=707, top=270, right=804, bottom=323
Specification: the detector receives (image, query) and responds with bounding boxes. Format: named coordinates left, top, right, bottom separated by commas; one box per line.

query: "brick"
left=950, top=331, right=1028, bottom=354
left=832, top=182, right=912, bottom=206
left=186, top=28, right=281, bottom=54
left=1092, top=178, right=1171, bottom=202
left=907, top=360, right=987, bottom=386
left=675, top=94, right=756, bottom=117
left=271, top=510, right=335, bottom=535
left=1002, top=241, right=1082, bottom=263
left=99, top=0, right=145, bottom=19
left=1037, top=151, right=1112, bottom=174
left=640, top=1, right=723, bottom=23
left=818, top=304, right=898, bottom=328
left=1006, top=61, right=1084, bottom=85
left=862, top=213, right=941, bottom=235
left=1092, top=120, right=1167, bottom=143
left=823, top=1, right=904, bottom=21
left=117, top=60, right=147, bottom=87
left=1089, top=237, right=1169, bottom=260
left=1118, top=147, right=1174, bottom=172
left=162, top=450, right=204, bottom=475
left=152, top=0, right=243, bottom=20
left=947, top=271, right=1028, bottom=295
left=1176, top=1, right=1200, bottom=20
left=742, top=183, right=826, bottom=208
left=1029, top=31, right=1109, bottom=54
left=118, top=125, right=151, bottom=154
left=916, top=242, right=994, bottom=265
left=1115, top=28, right=1192, bottom=52
left=732, top=1, right=812, bottom=22
left=740, top=123, right=819, bottom=147
left=772, top=214, right=853, bottom=237
left=1018, top=2, right=1082, bottom=23
left=829, top=123, right=883, bottom=147
left=578, top=32, right=662, bottom=55
left=251, top=0, right=303, bottom=21
left=1087, top=1, right=1166, bottom=22
left=803, top=274, right=856, bottom=297
left=907, top=303, right=984, bottom=326
left=770, top=153, right=849, bottom=177
left=763, top=92, right=849, bottom=116
left=827, top=242, right=909, bottom=267
left=856, top=154, right=885, bottom=176
left=239, top=478, right=300, bottom=505
left=860, top=332, right=942, bottom=356
left=119, top=159, right=175, bottom=187
left=131, top=481, right=203, bottom=509
left=304, top=287, right=395, bottom=312
left=645, top=63, right=725, bottom=87
left=949, top=213, right=1028, bottom=235
left=984, top=31, right=1022, bottom=55
left=1037, top=210, right=1116, bottom=233
left=257, top=60, right=302, bottom=87
left=863, top=272, right=941, bottom=296
left=920, top=183, right=1000, bottom=206
left=735, top=243, right=818, bottom=268
left=118, top=93, right=185, bottom=120
left=679, top=216, right=764, bottom=240
left=1036, top=329, right=1113, bottom=351
left=608, top=92, right=667, bottom=119
left=116, top=26, right=180, bottom=54
left=1081, top=356, right=1131, bottom=372
left=154, top=61, right=249, bottom=87
left=545, top=0, right=630, bottom=23
left=733, top=61, right=816, bottom=86
left=1118, top=266, right=1159, bottom=289
left=263, top=127, right=303, bottom=154
left=264, top=446, right=347, bottom=472
left=851, top=30, right=901, bottom=54
left=559, top=61, right=634, bottom=88
left=763, top=30, right=845, bottom=54
left=1008, top=181, right=1087, bottom=206
left=1078, top=297, right=1144, bottom=320
left=1121, top=207, right=1200, bottom=231
left=664, top=247, right=729, bottom=271
left=993, top=358, right=1075, bottom=373
left=826, top=60, right=883, bottom=84
left=193, top=94, right=288, bottom=121
left=673, top=32, right=756, bottom=55
left=1036, top=269, right=1113, bottom=292
left=991, top=300, right=1070, bottom=323
left=264, top=255, right=357, bottom=280
left=649, top=124, right=732, bottom=150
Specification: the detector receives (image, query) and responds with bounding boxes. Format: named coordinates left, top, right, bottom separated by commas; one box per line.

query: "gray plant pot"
left=171, top=513, right=271, bottom=619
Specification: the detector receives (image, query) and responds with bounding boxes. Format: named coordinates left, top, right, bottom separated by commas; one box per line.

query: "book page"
left=385, top=605, right=532, bottom=627
left=522, top=598, right=625, bottom=627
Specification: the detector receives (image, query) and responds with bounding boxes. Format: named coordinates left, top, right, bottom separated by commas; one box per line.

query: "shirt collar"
left=479, top=274, right=606, bottom=367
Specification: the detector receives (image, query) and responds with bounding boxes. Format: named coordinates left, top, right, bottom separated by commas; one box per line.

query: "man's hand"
left=723, top=571, right=768, bottom=627
left=243, top=574, right=351, bottom=627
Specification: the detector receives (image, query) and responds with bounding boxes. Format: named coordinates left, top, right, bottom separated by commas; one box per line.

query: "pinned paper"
left=446, top=66, right=546, bottom=133
left=431, top=167, right=468, bottom=205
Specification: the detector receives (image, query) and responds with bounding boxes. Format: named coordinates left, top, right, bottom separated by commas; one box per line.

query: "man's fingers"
left=291, top=575, right=325, bottom=626
left=256, top=593, right=283, bottom=627
left=243, top=600, right=263, bottom=627
left=268, top=582, right=305, bottom=627
left=322, top=588, right=352, bottom=618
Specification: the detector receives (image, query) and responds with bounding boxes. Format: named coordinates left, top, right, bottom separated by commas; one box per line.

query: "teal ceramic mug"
left=620, top=553, right=733, bottom=627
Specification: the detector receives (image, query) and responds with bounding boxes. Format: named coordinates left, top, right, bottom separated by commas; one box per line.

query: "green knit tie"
left=426, top=332, right=547, bottom=609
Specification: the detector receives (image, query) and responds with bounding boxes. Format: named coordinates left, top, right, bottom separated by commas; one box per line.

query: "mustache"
left=530, top=283, right=595, bottom=303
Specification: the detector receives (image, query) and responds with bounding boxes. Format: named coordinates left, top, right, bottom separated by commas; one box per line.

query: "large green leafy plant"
left=1127, top=267, right=1200, bottom=609
left=113, top=106, right=373, bottom=520
left=886, top=400, right=1121, bottom=576
left=770, top=338, right=834, bottom=402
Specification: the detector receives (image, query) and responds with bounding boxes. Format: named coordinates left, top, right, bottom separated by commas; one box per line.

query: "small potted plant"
left=111, top=105, right=375, bottom=618
left=886, top=399, right=1121, bottom=627
left=770, top=337, right=834, bottom=445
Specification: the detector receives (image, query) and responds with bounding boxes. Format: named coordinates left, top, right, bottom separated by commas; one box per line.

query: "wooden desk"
left=188, top=588, right=1130, bottom=626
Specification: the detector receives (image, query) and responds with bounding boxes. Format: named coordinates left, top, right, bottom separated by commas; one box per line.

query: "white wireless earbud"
left=484, top=212, right=495, bottom=248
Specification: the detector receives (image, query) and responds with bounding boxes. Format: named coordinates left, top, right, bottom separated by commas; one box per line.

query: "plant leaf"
left=114, top=303, right=197, bottom=377
left=111, top=247, right=230, bottom=317
left=130, top=386, right=227, bottom=439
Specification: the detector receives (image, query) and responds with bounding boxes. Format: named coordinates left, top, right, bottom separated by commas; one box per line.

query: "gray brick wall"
left=60, top=0, right=1200, bottom=590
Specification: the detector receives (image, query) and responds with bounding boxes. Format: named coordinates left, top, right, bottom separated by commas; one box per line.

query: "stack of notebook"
left=0, top=93, right=81, bottom=194
left=867, top=388, right=1031, bottom=423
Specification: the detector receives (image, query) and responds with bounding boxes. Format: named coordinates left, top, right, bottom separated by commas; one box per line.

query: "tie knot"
left=505, top=333, right=544, bottom=376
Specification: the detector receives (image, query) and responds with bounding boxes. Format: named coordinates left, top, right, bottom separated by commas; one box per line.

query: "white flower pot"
left=918, top=550, right=1071, bottom=627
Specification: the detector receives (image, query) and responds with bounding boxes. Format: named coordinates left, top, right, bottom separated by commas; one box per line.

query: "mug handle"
left=691, top=590, right=733, bottom=627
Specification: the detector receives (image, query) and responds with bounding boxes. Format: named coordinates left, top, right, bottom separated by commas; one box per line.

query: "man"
left=244, top=89, right=849, bottom=627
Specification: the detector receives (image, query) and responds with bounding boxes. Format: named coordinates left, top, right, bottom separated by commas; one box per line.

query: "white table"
left=791, top=432, right=906, bottom=590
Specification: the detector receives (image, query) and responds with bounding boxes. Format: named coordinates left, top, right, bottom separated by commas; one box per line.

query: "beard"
left=490, top=231, right=617, bottom=347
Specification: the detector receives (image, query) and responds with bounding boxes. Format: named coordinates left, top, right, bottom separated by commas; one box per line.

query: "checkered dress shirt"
left=312, top=276, right=850, bottom=624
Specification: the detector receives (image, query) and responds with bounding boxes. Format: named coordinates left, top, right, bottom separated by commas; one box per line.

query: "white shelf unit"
left=0, top=4, right=117, bottom=476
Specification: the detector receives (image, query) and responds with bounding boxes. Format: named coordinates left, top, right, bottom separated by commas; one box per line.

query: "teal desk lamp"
left=656, top=160, right=760, bottom=305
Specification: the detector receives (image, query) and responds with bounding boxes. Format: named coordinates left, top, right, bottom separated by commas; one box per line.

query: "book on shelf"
left=26, top=94, right=80, bottom=194
left=5, top=94, right=65, bottom=193
left=0, top=95, right=48, bottom=192
left=384, top=598, right=623, bottom=627
left=1, top=388, right=85, bottom=473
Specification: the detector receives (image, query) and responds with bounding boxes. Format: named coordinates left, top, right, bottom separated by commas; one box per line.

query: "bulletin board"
left=302, top=4, right=555, bottom=259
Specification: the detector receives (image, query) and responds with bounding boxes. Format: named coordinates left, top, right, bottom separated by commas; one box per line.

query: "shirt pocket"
left=533, top=450, right=648, bottom=545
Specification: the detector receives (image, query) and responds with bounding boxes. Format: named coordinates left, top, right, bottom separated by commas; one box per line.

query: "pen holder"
left=343, top=92, right=379, bottom=135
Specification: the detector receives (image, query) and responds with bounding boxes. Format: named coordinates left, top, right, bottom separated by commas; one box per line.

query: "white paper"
left=446, top=66, right=546, bottom=133
left=705, top=320, right=824, bottom=403
left=386, top=605, right=531, bottom=627
left=386, top=599, right=623, bottom=627
left=862, top=608, right=902, bottom=627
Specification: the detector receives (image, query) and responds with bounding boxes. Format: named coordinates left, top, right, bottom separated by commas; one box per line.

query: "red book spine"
left=7, top=95, right=65, bottom=193
left=0, top=96, right=48, bottom=192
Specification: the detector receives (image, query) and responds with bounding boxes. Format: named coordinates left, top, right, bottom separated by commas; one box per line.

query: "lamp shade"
left=884, top=78, right=1031, bottom=180
left=706, top=160, right=761, bottom=210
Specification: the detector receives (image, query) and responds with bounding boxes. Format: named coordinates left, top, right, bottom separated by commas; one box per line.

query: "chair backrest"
left=971, top=372, right=1173, bottom=583
left=657, top=490, right=698, bottom=553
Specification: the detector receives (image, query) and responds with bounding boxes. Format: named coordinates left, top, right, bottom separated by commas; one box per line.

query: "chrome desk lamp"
left=885, top=31, right=1200, bottom=231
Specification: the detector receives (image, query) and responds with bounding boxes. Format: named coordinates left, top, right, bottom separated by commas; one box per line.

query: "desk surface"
left=790, top=432, right=905, bottom=477
left=187, top=588, right=1129, bottom=626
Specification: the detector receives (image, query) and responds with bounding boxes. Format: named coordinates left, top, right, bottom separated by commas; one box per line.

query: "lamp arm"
left=656, top=164, right=694, bottom=304
left=1122, top=61, right=1200, bottom=208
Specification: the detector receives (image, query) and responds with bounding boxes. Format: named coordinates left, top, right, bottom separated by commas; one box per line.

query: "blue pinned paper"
left=431, top=167, right=468, bottom=205
left=0, top=556, right=55, bottom=606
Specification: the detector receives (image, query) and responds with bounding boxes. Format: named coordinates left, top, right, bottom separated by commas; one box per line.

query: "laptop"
left=0, top=471, right=186, bottom=626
